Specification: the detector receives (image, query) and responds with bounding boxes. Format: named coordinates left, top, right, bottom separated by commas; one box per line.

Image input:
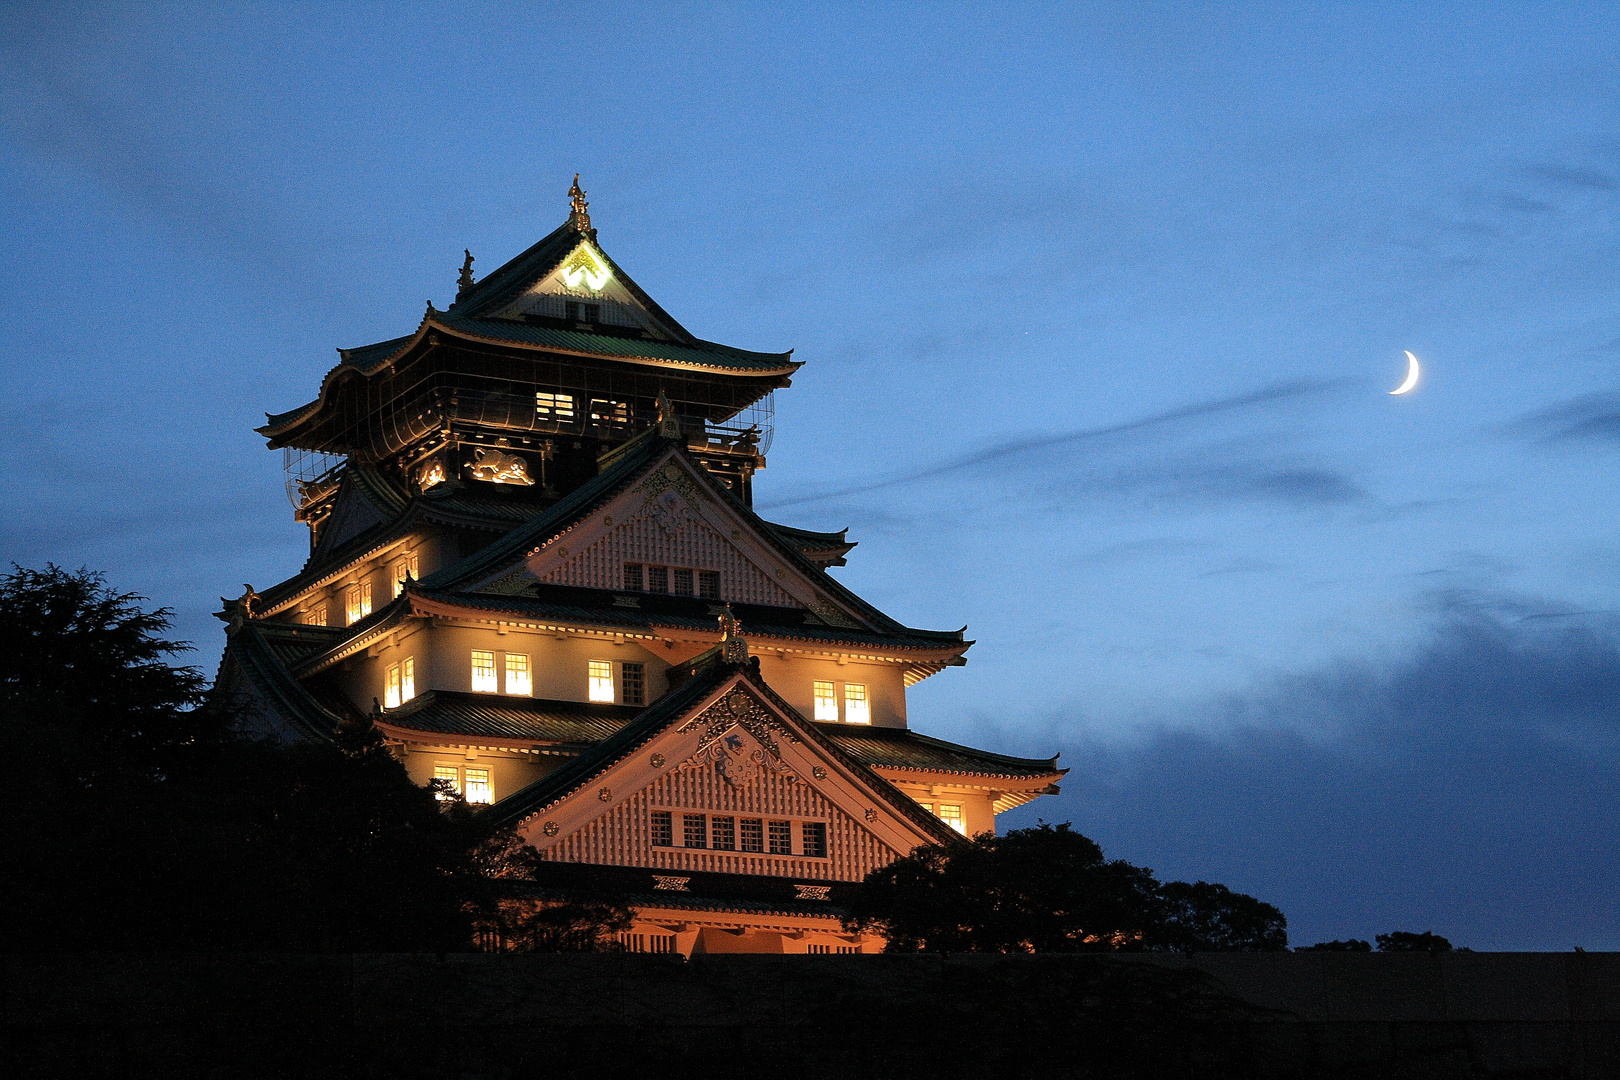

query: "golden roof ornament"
left=567, top=173, right=594, bottom=236
left=656, top=390, right=681, bottom=438
left=718, top=603, right=748, bottom=664
left=456, top=249, right=475, bottom=295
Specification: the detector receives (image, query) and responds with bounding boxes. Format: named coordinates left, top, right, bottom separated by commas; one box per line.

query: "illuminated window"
left=712, top=816, right=736, bottom=851
left=589, top=399, right=629, bottom=429
left=471, top=650, right=497, bottom=693
left=623, top=563, right=643, bottom=591
left=673, top=568, right=693, bottom=595
left=650, top=810, right=673, bottom=847
left=740, top=818, right=764, bottom=853
left=346, top=581, right=372, bottom=625
left=843, top=683, right=870, bottom=725
left=698, top=571, right=720, bottom=599
left=937, top=804, right=966, bottom=835
left=588, top=660, right=614, bottom=702
left=622, top=662, right=645, bottom=706
left=385, top=663, right=402, bottom=709
left=768, top=820, right=793, bottom=855
left=802, top=821, right=827, bottom=858
left=433, top=765, right=459, bottom=800
left=464, top=768, right=492, bottom=805
left=646, top=565, right=668, bottom=593
left=401, top=657, right=415, bottom=703
left=393, top=554, right=419, bottom=597
left=505, top=653, right=531, bottom=696
left=307, top=605, right=327, bottom=627
left=683, top=814, right=707, bottom=849
left=536, top=391, right=576, bottom=419
left=813, top=681, right=837, bottom=722
left=918, top=802, right=933, bottom=813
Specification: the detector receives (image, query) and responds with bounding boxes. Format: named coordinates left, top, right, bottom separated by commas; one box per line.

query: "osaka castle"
left=216, top=178, right=1064, bottom=954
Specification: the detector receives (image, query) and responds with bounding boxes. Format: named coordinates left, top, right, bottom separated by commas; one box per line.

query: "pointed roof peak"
left=567, top=173, right=594, bottom=236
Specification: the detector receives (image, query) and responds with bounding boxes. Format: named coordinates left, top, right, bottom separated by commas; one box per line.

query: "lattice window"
left=471, top=650, right=497, bottom=693
left=768, top=820, right=792, bottom=855
left=683, top=814, right=707, bottom=849
left=346, top=582, right=372, bottom=625
left=711, top=815, right=736, bottom=851
left=385, top=663, right=402, bottom=709
left=307, top=604, right=327, bottom=627
left=843, top=683, right=870, bottom=725
left=505, top=653, right=531, bottom=696
left=393, top=553, right=419, bottom=597
left=464, top=768, right=492, bottom=805
left=401, top=657, right=415, bottom=703
left=650, top=810, right=673, bottom=847
left=621, top=662, right=645, bottom=706
left=672, top=568, right=693, bottom=596
left=740, top=818, right=764, bottom=853
left=937, top=804, right=966, bottom=835
left=536, top=391, right=576, bottom=420
left=698, top=570, right=720, bottom=599
left=646, top=565, right=668, bottom=593
left=588, top=659, right=614, bottom=702
left=802, top=821, right=828, bottom=859
left=433, top=765, right=459, bottom=800
left=813, top=681, right=837, bottom=722
left=623, top=563, right=643, bottom=591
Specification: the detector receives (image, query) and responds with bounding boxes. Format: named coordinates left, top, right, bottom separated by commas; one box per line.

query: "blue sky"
left=3, top=2, right=1618, bottom=949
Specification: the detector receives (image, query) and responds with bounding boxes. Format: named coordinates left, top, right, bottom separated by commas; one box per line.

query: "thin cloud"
left=1508, top=391, right=1620, bottom=445
left=761, top=378, right=1351, bottom=510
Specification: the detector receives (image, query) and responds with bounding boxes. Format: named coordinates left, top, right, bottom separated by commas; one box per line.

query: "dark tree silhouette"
left=1296, top=939, right=1372, bottom=951
left=1377, top=931, right=1453, bottom=952
left=843, top=822, right=1287, bottom=953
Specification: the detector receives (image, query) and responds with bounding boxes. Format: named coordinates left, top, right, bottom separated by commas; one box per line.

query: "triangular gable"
left=310, top=468, right=399, bottom=560
left=471, top=446, right=868, bottom=628
left=489, top=238, right=681, bottom=342
left=499, top=663, right=956, bottom=882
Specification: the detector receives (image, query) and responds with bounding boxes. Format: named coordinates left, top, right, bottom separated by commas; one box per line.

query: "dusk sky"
left=3, top=3, right=1618, bottom=950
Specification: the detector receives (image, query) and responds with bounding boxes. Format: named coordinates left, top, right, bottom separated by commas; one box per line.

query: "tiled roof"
left=431, top=314, right=796, bottom=374
left=380, top=690, right=638, bottom=744
left=822, top=725, right=1062, bottom=779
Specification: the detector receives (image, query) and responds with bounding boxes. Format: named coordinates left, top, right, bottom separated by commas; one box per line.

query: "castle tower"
left=216, top=181, right=1064, bottom=954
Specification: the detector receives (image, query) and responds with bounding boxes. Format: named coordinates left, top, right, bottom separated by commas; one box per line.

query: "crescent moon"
left=1390, top=350, right=1420, bottom=395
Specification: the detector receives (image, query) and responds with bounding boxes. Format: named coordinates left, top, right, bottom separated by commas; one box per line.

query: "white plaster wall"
left=752, top=653, right=908, bottom=728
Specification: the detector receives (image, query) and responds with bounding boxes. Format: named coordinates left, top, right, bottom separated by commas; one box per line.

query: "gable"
left=312, top=473, right=393, bottom=559
left=475, top=454, right=866, bottom=626
left=492, top=239, right=676, bottom=340
left=510, top=674, right=947, bottom=882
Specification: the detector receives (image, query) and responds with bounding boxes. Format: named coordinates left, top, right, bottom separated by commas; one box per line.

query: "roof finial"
left=568, top=173, right=594, bottom=236
left=718, top=604, right=748, bottom=664
left=457, top=249, right=475, bottom=295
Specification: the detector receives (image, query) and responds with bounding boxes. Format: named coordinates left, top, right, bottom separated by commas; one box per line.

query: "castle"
left=215, top=179, right=1064, bottom=954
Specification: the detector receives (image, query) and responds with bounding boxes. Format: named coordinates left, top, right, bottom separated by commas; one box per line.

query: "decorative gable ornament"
left=559, top=242, right=611, bottom=292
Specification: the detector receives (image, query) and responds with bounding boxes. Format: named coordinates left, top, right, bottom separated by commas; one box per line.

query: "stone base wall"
left=6, top=952, right=1617, bottom=1079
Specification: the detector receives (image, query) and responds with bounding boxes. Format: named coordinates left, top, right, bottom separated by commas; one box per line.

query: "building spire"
left=567, top=173, right=594, bottom=236
left=456, top=249, right=475, bottom=295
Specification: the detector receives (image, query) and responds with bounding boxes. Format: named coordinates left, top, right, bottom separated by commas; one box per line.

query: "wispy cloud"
left=762, top=378, right=1352, bottom=510
left=1507, top=390, right=1620, bottom=445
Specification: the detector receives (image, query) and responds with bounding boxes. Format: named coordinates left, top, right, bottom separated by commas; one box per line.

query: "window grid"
left=393, top=553, right=419, bottom=597
left=646, top=566, right=668, bottom=593
left=621, top=662, right=645, bottom=706
left=401, top=657, right=415, bottom=703
left=346, top=582, right=372, bottom=625
left=672, top=568, right=693, bottom=595
left=698, top=570, right=720, bottom=599
left=464, top=768, right=492, bottom=805
left=740, top=818, right=764, bottom=853
left=471, top=650, right=497, bottom=693
left=768, top=820, right=793, bottom=855
left=802, top=821, right=828, bottom=859
left=683, top=814, right=707, bottom=849
left=843, top=683, right=870, bottom=724
left=385, top=663, right=402, bottom=709
left=433, top=765, right=459, bottom=800
left=623, top=563, right=643, bottom=591
left=813, top=681, right=837, bottom=722
left=936, top=804, right=966, bottom=835
left=650, top=811, right=673, bottom=847
left=536, top=391, right=576, bottom=420
left=307, top=605, right=327, bottom=627
left=588, top=660, right=615, bottom=702
left=505, top=653, right=531, bottom=696
left=711, top=816, right=736, bottom=851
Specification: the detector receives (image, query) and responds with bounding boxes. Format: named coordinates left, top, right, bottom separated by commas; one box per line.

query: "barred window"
left=813, top=681, right=837, bottom=722
left=505, top=653, right=531, bottom=696
left=843, top=682, right=870, bottom=725
left=711, top=816, right=736, bottom=851
left=433, top=765, right=459, bottom=800
left=621, top=662, right=645, bottom=706
left=346, top=582, right=372, bottom=625
left=768, top=820, right=793, bottom=855
left=647, top=565, right=668, bottom=593
left=588, top=659, right=614, bottom=702
left=698, top=570, right=720, bottom=599
left=393, top=553, right=418, bottom=597
left=536, top=391, right=576, bottom=419
left=623, top=563, right=643, bottom=591
left=740, top=818, right=764, bottom=853
left=802, top=821, right=828, bottom=859
left=650, top=810, right=673, bottom=847
left=672, top=568, right=693, bottom=596
left=471, top=650, right=497, bottom=693
left=683, top=813, right=708, bottom=849
left=464, top=768, right=492, bottom=805
left=937, top=804, right=966, bottom=835
left=307, top=604, right=327, bottom=627
left=400, top=657, right=415, bottom=703
left=385, top=663, right=402, bottom=709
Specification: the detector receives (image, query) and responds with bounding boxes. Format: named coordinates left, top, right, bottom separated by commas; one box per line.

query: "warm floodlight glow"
left=1390, top=350, right=1420, bottom=395
left=561, top=244, right=611, bottom=291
